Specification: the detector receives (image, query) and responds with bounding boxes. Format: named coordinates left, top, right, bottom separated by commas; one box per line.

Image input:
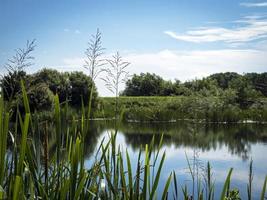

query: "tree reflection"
left=92, top=121, right=267, bottom=161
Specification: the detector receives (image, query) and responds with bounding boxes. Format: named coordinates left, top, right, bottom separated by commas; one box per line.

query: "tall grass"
left=97, top=96, right=267, bottom=123
left=0, top=82, right=267, bottom=199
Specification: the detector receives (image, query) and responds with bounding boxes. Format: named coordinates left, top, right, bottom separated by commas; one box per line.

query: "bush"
left=68, top=71, right=98, bottom=108
left=27, top=83, right=54, bottom=111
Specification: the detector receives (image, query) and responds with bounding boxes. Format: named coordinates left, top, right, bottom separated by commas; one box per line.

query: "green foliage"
left=68, top=71, right=97, bottom=107
left=97, top=96, right=267, bottom=123
left=0, top=70, right=27, bottom=102
left=30, top=68, right=70, bottom=102
left=123, top=73, right=165, bottom=96
left=209, top=72, right=241, bottom=89
left=224, top=189, right=241, bottom=200
left=27, top=83, right=54, bottom=111
left=122, top=72, right=267, bottom=115
left=1, top=68, right=98, bottom=115
left=123, top=72, right=267, bottom=98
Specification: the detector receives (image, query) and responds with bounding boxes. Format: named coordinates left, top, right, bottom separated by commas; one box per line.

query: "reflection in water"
left=84, top=121, right=267, bottom=161
left=82, top=121, right=267, bottom=199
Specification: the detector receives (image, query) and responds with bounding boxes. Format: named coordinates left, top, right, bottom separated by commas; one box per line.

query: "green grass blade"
left=161, top=172, right=172, bottom=200
left=150, top=151, right=166, bottom=200
left=261, top=175, right=267, bottom=200
left=126, top=149, right=133, bottom=198
left=70, top=138, right=81, bottom=199
left=0, top=113, right=9, bottom=184
left=74, top=172, right=87, bottom=200
left=13, top=176, right=22, bottom=200
left=21, top=80, right=30, bottom=114
left=17, top=113, right=30, bottom=175
left=143, top=144, right=149, bottom=200
left=119, top=152, right=127, bottom=199
left=0, top=185, right=6, bottom=199
left=173, top=171, right=178, bottom=199
left=220, top=168, right=233, bottom=200
left=134, top=148, right=142, bottom=199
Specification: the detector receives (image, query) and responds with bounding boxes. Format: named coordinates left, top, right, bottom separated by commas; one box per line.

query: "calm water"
left=83, top=121, right=267, bottom=199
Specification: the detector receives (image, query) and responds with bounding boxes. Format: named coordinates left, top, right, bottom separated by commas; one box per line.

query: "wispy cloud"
left=63, top=28, right=81, bottom=34
left=240, top=2, right=267, bottom=7
left=164, top=16, right=267, bottom=44
left=75, top=29, right=81, bottom=34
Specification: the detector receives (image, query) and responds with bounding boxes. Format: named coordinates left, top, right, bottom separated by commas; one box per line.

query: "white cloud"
left=123, top=49, right=267, bottom=81
left=164, top=16, right=267, bottom=43
left=61, top=48, right=267, bottom=96
left=75, top=29, right=81, bottom=34
left=63, top=28, right=81, bottom=34
left=240, top=2, right=267, bottom=7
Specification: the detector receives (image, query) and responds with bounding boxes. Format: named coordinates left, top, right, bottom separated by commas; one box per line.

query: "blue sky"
left=0, top=0, right=267, bottom=96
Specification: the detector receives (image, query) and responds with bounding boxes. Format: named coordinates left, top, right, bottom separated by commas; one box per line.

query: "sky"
left=0, top=0, right=267, bottom=96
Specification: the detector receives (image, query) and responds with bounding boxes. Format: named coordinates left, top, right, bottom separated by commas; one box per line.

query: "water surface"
left=84, top=121, right=267, bottom=199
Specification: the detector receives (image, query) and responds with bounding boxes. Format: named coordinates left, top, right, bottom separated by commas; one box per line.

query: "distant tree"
left=68, top=71, right=97, bottom=107
left=161, top=80, right=175, bottom=96
left=220, top=88, right=238, bottom=105
left=208, top=72, right=241, bottom=89
left=245, top=72, right=267, bottom=97
left=30, top=68, right=70, bottom=102
left=172, top=80, right=192, bottom=96
left=123, top=73, right=164, bottom=96
left=229, top=76, right=261, bottom=108
left=27, top=83, right=54, bottom=111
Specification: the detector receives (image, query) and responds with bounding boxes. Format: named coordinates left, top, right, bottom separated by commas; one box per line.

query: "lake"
left=83, top=121, right=267, bottom=199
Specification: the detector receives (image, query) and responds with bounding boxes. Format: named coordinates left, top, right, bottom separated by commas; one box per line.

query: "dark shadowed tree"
left=30, top=68, right=70, bottom=102
left=245, top=72, right=267, bottom=97
left=208, top=72, right=241, bottom=89
left=68, top=71, right=97, bottom=107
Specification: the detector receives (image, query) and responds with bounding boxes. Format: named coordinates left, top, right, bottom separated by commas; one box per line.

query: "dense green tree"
left=27, top=83, right=54, bottom=111
left=161, top=80, right=175, bottom=96
left=68, top=71, right=98, bottom=107
left=1, top=70, right=27, bottom=101
left=245, top=72, right=267, bottom=96
left=123, top=73, right=165, bottom=96
left=31, top=68, right=70, bottom=102
left=229, top=76, right=262, bottom=108
left=208, top=72, right=241, bottom=89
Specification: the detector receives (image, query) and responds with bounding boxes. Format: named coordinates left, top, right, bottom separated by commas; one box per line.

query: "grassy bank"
left=95, top=96, right=267, bottom=123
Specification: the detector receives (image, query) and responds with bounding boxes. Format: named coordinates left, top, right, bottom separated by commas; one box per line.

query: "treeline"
left=2, top=68, right=267, bottom=122
left=122, top=72, right=267, bottom=108
left=0, top=68, right=97, bottom=112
